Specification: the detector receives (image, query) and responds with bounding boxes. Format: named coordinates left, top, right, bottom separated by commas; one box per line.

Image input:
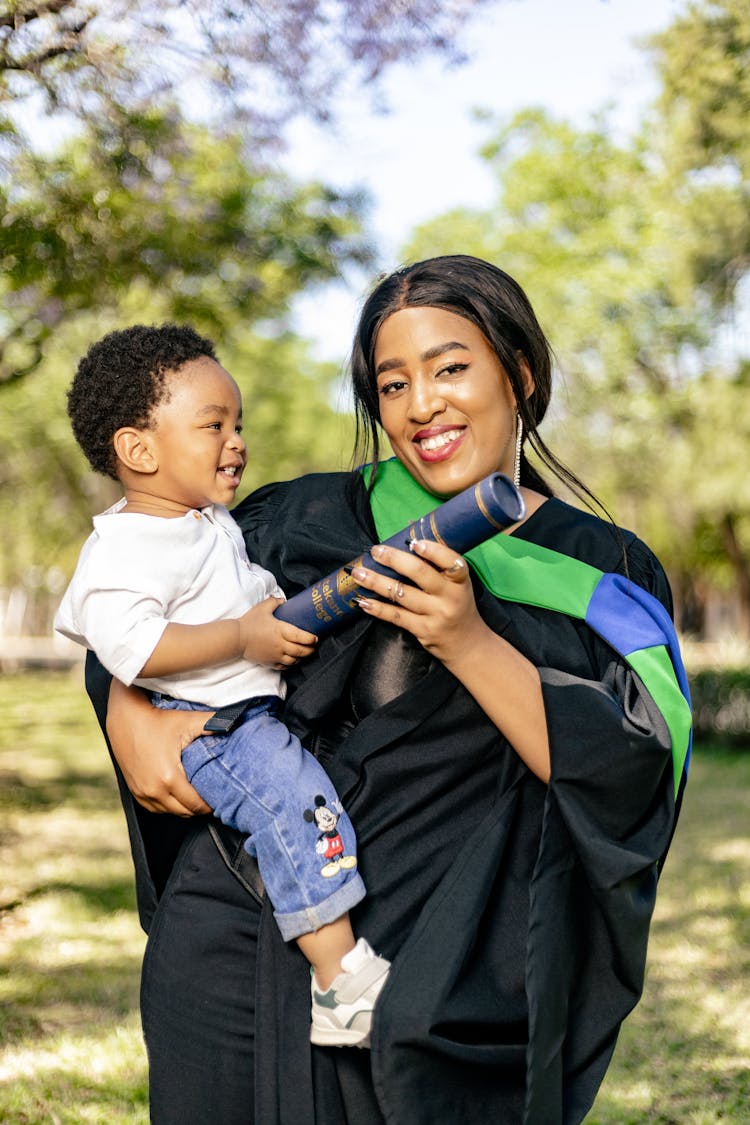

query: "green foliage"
left=0, top=112, right=362, bottom=591
left=649, top=0, right=750, bottom=178
left=0, top=0, right=483, bottom=615
left=0, top=111, right=370, bottom=385
left=403, top=87, right=750, bottom=625
left=691, top=667, right=750, bottom=741
left=0, top=0, right=491, bottom=389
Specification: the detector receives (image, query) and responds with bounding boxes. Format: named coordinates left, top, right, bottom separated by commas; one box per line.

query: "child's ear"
left=113, top=427, right=158, bottom=475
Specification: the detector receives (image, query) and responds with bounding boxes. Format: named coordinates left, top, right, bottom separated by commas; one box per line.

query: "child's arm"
left=139, top=597, right=317, bottom=677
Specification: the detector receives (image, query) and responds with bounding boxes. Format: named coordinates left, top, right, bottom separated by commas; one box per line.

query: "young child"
left=54, top=323, right=389, bottom=1047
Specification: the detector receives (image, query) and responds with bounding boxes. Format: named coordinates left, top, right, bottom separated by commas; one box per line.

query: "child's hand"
left=238, top=597, right=317, bottom=669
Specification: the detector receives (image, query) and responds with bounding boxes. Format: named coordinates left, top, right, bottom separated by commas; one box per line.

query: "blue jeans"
left=152, top=695, right=365, bottom=940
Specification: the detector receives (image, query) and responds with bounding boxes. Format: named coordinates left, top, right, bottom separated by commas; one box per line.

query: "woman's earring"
left=513, top=413, right=523, bottom=488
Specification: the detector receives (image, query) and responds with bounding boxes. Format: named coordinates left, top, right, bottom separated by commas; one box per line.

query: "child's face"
left=145, top=356, right=247, bottom=512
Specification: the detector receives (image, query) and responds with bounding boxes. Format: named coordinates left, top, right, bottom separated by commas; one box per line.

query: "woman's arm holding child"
left=110, top=600, right=316, bottom=814
left=107, top=678, right=213, bottom=815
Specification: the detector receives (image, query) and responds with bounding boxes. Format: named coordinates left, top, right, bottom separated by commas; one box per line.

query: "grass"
left=589, top=741, right=750, bottom=1124
left=0, top=671, right=748, bottom=1122
left=0, top=668, right=148, bottom=1123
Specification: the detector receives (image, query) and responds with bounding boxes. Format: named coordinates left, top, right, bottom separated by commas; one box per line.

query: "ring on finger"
left=395, top=581, right=405, bottom=599
left=444, top=558, right=468, bottom=582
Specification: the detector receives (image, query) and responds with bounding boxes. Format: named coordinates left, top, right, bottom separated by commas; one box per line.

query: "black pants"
left=141, top=823, right=261, bottom=1125
left=140, top=822, right=385, bottom=1125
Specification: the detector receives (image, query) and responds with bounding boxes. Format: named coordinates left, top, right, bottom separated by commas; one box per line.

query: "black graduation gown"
left=228, top=471, right=678, bottom=1125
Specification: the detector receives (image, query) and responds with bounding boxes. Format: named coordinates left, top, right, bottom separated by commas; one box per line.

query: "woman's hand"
left=107, top=678, right=213, bottom=816
left=352, top=540, right=551, bottom=782
left=350, top=539, right=485, bottom=663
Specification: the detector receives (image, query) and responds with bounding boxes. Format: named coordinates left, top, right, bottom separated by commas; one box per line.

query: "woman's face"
left=373, top=306, right=527, bottom=497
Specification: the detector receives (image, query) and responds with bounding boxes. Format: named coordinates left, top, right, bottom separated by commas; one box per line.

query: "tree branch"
left=0, top=1, right=76, bottom=31
left=2, top=34, right=87, bottom=72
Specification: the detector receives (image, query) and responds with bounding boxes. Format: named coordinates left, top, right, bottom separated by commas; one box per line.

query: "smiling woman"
left=92, top=256, right=688, bottom=1125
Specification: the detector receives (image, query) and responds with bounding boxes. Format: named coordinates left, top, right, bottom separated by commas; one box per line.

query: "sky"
left=283, top=0, right=685, bottom=361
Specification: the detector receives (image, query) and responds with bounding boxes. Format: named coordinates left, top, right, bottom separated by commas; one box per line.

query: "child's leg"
left=158, top=696, right=366, bottom=939
left=307, top=928, right=391, bottom=1049
left=162, top=696, right=390, bottom=1047
left=296, top=913, right=357, bottom=989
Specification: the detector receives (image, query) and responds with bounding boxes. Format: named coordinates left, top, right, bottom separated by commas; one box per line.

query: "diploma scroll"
left=274, top=472, right=525, bottom=638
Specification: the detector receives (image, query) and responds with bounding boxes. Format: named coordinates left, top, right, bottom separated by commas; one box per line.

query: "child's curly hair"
left=67, top=323, right=218, bottom=479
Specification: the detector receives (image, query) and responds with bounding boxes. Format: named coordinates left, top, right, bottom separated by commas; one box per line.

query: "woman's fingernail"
left=371, top=544, right=385, bottom=559
left=351, top=567, right=367, bottom=582
left=354, top=596, right=372, bottom=609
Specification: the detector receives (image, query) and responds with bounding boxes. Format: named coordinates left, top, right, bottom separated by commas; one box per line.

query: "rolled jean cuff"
left=274, top=872, right=367, bottom=941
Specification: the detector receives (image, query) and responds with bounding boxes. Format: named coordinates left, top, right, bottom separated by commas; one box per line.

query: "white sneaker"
left=310, top=937, right=391, bottom=1048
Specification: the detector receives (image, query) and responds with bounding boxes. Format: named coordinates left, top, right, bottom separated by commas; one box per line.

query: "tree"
left=1, top=1, right=489, bottom=145
left=646, top=0, right=750, bottom=629
left=402, top=100, right=750, bottom=632
left=0, top=114, right=365, bottom=593
left=404, top=108, right=707, bottom=454
left=634, top=0, right=750, bottom=344
left=1, top=1, right=501, bottom=601
left=0, top=0, right=493, bottom=387
left=0, top=111, right=370, bottom=385
left=648, top=0, right=750, bottom=180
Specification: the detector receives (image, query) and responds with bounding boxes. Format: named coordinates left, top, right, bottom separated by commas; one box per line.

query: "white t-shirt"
left=55, top=499, right=286, bottom=707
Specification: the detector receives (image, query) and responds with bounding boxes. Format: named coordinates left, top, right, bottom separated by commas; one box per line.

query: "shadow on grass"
left=15, top=875, right=138, bottom=915
left=0, top=768, right=120, bottom=812
left=0, top=947, right=142, bottom=1040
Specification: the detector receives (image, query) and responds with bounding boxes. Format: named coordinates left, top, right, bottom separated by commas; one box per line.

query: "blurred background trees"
left=404, top=0, right=750, bottom=637
left=1, top=0, right=749, bottom=642
left=0, top=0, right=487, bottom=611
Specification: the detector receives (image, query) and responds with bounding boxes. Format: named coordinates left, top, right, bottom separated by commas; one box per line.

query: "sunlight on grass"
left=0, top=1018, right=145, bottom=1082
left=0, top=1019, right=148, bottom=1124
left=0, top=671, right=148, bottom=1124
left=589, top=750, right=750, bottom=1123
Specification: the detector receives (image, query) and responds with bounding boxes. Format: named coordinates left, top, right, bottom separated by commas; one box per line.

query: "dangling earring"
left=513, top=413, right=523, bottom=489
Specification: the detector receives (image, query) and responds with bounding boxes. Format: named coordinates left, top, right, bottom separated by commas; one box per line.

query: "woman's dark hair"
left=350, top=254, right=592, bottom=504
left=67, top=323, right=217, bottom=479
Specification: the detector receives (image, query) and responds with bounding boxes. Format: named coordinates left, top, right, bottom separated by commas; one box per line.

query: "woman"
left=90, top=255, right=688, bottom=1124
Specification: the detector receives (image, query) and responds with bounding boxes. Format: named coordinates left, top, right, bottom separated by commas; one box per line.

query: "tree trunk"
left=720, top=512, right=750, bottom=637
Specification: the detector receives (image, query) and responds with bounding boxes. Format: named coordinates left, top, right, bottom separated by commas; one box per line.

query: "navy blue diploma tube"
left=274, top=472, right=525, bottom=638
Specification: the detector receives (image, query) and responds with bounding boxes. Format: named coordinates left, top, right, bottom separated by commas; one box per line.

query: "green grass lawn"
left=0, top=669, right=147, bottom=1123
left=0, top=669, right=748, bottom=1122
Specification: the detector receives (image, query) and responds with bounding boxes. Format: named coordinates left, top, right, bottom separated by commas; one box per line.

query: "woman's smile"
left=412, top=425, right=467, bottom=461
